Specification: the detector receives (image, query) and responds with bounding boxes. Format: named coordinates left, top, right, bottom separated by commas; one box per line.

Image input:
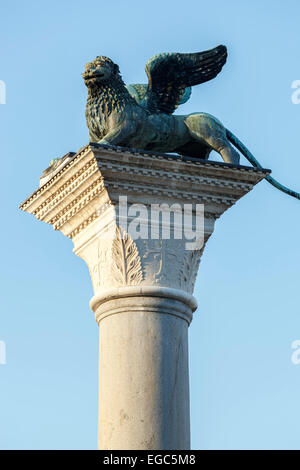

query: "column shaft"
left=93, top=291, right=193, bottom=450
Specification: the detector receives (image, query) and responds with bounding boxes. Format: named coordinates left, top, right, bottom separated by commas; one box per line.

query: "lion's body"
left=85, top=75, right=240, bottom=163
left=81, top=53, right=300, bottom=201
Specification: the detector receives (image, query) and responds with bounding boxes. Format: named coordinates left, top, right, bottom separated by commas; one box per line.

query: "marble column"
left=20, top=143, right=269, bottom=449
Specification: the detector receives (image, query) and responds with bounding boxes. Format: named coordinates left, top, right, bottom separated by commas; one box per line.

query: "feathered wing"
left=126, top=83, right=191, bottom=109
left=140, top=45, right=227, bottom=114
left=126, top=84, right=148, bottom=105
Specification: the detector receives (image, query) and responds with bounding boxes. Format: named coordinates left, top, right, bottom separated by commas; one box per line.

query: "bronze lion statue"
left=82, top=46, right=300, bottom=200
left=82, top=46, right=240, bottom=164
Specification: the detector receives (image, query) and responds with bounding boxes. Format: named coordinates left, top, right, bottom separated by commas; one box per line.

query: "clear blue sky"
left=1, top=0, right=300, bottom=450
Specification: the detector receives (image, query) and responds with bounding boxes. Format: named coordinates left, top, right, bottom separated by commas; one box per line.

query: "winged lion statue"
left=82, top=46, right=300, bottom=200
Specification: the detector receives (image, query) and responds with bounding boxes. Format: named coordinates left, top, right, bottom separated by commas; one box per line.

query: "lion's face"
left=82, top=57, right=119, bottom=86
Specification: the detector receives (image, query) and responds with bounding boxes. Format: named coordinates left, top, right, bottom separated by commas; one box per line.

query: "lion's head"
left=82, top=56, right=121, bottom=87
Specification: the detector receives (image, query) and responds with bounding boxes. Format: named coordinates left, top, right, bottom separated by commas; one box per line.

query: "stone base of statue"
left=20, top=143, right=269, bottom=450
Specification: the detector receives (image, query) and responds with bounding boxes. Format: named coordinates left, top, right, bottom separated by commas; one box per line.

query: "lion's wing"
left=142, top=45, right=227, bottom=114
left=126, top=83, right=191, bottom=110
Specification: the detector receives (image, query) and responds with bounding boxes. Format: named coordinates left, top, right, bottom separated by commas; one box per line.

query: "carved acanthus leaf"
left=180, top=248, right=203, bottom=293
left=112, top=226, right=143, bottom=286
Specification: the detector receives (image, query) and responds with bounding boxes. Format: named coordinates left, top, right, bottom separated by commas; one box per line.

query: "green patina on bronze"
left=82, top=46, right=300, bottom=200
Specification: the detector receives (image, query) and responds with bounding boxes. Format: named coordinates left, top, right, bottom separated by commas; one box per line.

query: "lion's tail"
left=226, top=128, right=300, bottom=201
